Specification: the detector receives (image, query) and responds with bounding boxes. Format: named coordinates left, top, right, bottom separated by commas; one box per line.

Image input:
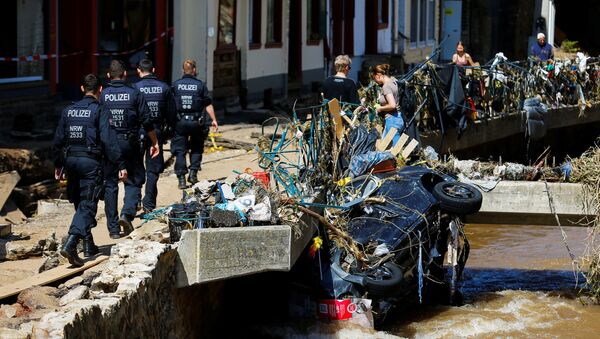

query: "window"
left=249, top=0, right=261, bottom=48
left=378, top=0, right=389, bottom=29
left=218, top=0, right=236, bottom=47
left=307, top=0, right=326, bottom=41
left=410, top=0, right=435, bottom=47
left=266, top=0, right=282, bottom=47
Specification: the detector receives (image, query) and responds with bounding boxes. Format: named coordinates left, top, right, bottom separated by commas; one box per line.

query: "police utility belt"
left=66, top=149, right=101, bottom=160
left=178, top=112, right=203, bottom=122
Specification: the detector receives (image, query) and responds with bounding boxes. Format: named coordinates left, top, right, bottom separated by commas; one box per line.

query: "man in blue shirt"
left=531, top=32, right=554, bottom=62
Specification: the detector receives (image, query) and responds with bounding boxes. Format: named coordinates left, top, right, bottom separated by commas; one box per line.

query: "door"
left=441, top=0, right=462, bottom=60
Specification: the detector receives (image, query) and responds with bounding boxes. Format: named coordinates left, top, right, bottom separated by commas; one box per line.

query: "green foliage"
left=560, top=39, right=580, bottom=53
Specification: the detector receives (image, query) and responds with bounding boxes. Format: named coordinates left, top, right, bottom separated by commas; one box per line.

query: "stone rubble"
left=0, top=240, right=177, bottom=338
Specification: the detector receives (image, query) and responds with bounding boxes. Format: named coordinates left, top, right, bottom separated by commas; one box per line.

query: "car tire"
left=363, top=262, right=405, bottom=296
left=433, top=182, right=482, bottom=215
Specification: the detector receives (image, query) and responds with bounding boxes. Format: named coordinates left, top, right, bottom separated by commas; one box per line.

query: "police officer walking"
left=171, top=59, right=218, bottom=189
left=134, top=59, right=172, bottom=213
left=101, top=60, right=159, bottom=238
left=53, top=74, right=127, bottom=267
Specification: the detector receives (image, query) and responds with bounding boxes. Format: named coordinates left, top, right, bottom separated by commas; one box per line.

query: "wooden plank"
left=0, top=255, right=109, bottom=300
left=0, top=171, right=20, bottom=212
left=327, top=99, right=345, bottom=141
left=376, top=127, right=397, bottom=151
left=401, top=139, right=419, bottom=159
left=0, top=198, right=26, bottom=225
left=389, top=134, right=410, bottom=157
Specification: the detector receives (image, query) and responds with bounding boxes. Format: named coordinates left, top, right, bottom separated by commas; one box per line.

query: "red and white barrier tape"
left=0, top=28, right=173, bottom=62
left=0, top=51, right=83, bottom=62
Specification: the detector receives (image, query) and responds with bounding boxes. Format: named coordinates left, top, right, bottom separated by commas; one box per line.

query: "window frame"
left=248, top=0, right=262, bottom=49
left=217, top=0, right=237, bottom=49
left=265, top=0, right=283, bottom=48
left=409, top=0, right=436, bottom=48
left=377, top=0, right=390, bottom=29
left=307, top=0, right=325, bottom=44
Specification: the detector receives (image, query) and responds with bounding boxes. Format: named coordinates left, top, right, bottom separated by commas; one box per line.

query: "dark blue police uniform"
left=171, top=74, right=211, bottom=182
left=100, top=80, right=153, bottom=236
left=133, top=75, right=172, bottom=212
left=53, top=95, right=124, bottom=239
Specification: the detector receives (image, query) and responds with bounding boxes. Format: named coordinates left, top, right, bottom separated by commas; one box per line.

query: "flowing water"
left=381, top=224, right=600, bottom=338
left=258, top=224, right=600, bottom=338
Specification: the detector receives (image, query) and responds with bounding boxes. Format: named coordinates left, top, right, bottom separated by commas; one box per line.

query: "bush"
left=560, top=39, right=580, bottom=53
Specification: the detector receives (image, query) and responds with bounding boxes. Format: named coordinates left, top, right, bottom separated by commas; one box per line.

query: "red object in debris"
left=252, top=171, right=270, bottom=187
left=317, top=299, right=353, bottom=320
left=372, top=159, right=396, bottom=174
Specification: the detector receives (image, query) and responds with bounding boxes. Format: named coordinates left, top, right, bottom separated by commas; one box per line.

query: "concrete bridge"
left=421, top=104, right=600, bottom=158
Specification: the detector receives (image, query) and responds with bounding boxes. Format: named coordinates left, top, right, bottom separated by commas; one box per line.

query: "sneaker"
left=118, top=215, right=134, bottom=235
left=109, top=233, right=121, bottom=239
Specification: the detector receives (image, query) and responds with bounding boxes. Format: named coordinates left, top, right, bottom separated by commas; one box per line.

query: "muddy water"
left=382, top=224, right=600, bottom=338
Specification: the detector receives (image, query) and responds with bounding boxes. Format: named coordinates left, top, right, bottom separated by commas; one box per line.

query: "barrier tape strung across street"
left=92, top=27, right=174, bottom=57
left=0, top=51, right=84, bottom=62
left=0, top=27, right=174, bottom=62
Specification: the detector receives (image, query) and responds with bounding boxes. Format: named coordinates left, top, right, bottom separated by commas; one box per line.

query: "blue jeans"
left=383, top=113, right=405, bottom=146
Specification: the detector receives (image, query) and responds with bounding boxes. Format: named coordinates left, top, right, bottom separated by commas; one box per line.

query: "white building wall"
left=301, top=1, right=324, bottom=71
left=377, top=1, right=393, bottom=54
left=245, top=0, right=288, bottom=79
left=171, top=0, right=208, bottom=84
left=354, top=0, right=366, bottom=56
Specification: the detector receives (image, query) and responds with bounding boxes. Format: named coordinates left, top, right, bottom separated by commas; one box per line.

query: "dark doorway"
left=364, top=0, right=378, bottom=54
left=288, top=0, right=302, bottom=87
left=555, top=0, right=600, bottom=55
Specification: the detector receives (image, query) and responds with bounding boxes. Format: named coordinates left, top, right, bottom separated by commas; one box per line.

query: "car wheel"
left=433, top=182, right=482, bottom=215
left=363, top=262, right=405, bottom=296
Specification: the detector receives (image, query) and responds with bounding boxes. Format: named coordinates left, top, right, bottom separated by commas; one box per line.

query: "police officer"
left=101, top=60, right=159, bottom=238
left=171, top=59, right=218, bottom=189
left=134, top=59, right=173, bottom=213
left=53, top=74, right=127, bottom=267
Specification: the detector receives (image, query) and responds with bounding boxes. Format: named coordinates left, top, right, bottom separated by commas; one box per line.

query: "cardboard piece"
left=327, top=99, right=347, bottom=141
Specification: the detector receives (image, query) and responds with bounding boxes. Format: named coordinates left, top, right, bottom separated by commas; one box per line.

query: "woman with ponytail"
left=371, top=64, right=404, bottom=144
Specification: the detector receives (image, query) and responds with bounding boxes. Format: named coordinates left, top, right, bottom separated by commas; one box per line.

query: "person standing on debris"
left=531, top=32, right=554, bottom=62
left=321, top=55, right=360, bottom=104
left=452, top=41, right=475, bottom=67
left=372, top=64, right=404, bottom=144
left=134, top=59, right=173, bottom=213
left=101, top=60, right=159, bottom=238
left=53, top=74, right=127, bottom=267
left=171, top=59, right=218, bottom=189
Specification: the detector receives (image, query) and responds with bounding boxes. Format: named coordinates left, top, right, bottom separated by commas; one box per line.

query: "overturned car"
left=319, top=166, right=482, bottom=323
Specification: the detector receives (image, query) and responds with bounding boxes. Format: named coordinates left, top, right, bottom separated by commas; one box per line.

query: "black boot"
left=188, top=170, right=198, bottom=185
left=60, top=235, right=84, bottom=267
left=178, top=175, right=187, bottom=189
left=83, top=234, right=99, bottom=257
left=118, top=214, right=134, bottom=236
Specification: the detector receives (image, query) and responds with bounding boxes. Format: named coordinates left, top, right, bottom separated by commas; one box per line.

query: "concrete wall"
left=468, top=181, right=594, bottom=226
